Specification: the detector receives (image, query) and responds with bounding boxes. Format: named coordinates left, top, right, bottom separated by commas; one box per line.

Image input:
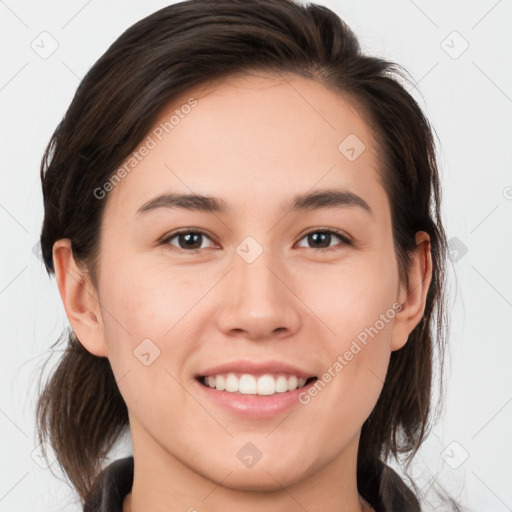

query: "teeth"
left=203, top=373, right=309, bottom=395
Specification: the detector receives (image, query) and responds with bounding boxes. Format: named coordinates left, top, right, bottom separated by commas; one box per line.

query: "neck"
left=123, top=418, right=374, bottom=512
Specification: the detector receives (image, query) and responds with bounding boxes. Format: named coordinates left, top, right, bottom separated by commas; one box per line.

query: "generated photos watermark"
left=93, top=97, right=198, bottom=200
left=298, top=301, right=403, bottom=405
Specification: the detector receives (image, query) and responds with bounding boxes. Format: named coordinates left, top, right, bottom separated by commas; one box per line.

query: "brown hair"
left=35, top=0, right=456, bottom=508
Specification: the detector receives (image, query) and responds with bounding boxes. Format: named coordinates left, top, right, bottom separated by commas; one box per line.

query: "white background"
left=1, top=1, right=511, bottom=511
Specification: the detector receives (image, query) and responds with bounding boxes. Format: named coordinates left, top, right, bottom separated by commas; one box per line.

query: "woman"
left=35, top=0, right=458, bottom=510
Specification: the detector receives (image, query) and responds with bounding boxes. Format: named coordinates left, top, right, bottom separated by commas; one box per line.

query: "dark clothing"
left=83, top=457, right=134, bottom=512
left=83, top=455, right=420, bottom=512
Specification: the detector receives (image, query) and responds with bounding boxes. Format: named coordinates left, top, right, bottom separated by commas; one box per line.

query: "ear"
left=390, top=231, right=433, bottom=352
left=52, top=239, right=108, bottom=357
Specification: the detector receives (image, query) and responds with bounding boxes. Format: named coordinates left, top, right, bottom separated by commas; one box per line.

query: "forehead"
left=104, top=72, right=388, bottom=220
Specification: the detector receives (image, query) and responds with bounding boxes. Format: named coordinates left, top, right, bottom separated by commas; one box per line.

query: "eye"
left=160, top=230, right=216, bottom=251
left=159, top=228, right=351, bottom=253
left=296, top=229, right=351, bottom=251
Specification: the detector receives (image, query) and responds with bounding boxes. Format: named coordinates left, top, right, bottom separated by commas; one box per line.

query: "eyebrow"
left=135, top=187, right=373, bottom=217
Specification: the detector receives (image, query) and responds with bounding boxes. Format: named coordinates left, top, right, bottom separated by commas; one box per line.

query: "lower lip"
left=194, top=378, right=317, bottom=419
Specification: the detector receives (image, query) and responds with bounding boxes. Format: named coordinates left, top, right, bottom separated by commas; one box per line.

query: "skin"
left=52, top=71, right=432, bottom=512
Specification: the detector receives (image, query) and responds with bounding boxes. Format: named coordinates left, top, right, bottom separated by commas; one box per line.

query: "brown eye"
left=297, top=230, right=351, bottom=250
left=161, top=230, right=215, bottom=251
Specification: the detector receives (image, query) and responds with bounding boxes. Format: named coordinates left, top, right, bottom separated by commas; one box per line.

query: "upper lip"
left=197, top=359, right=316, bottom=379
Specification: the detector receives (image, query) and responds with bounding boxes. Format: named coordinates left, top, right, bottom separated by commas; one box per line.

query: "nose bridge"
left=236, top=247, right=278, bottom=302
left=216, top=236, right=300, bottom=338
left=235, top=239, right=284, bottom=310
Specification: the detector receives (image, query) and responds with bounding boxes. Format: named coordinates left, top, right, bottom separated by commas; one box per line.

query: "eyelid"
left=295, top=227, right=352, bottom=251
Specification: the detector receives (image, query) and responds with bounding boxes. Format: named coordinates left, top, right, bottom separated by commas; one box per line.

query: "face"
left=85, top=72, right=410, bottom=490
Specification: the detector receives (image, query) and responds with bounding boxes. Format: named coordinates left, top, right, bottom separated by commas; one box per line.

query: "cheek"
left=306, top=318, right=393, bottom=447
left=96, top=260, right=196, bottom=425
left=310, top=253, right=399, bottom=350
left=99, top=256, right=205, bottom=343
left=96, top=259, right=191, bottom=402
left=304, top=254, right=398, bottom=416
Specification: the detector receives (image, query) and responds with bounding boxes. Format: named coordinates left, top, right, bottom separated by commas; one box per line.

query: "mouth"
left=196, top=373, right=318, bottom=396
left=193, top=359, right=320, bottom=417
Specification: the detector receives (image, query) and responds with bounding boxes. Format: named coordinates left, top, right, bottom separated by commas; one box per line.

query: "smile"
left=198, top=373, right=317, bottom=396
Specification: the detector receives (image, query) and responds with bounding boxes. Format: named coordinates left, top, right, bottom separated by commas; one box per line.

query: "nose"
left=216, top=244, right=301, bottom=341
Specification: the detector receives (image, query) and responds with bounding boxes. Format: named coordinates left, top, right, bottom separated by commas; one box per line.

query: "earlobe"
left=390, top=231, right=433, bottom=351
left=52, top=239, right=108, bottom=358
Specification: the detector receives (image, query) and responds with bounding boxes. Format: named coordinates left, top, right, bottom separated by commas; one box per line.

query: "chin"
left=214, top=466, right=306, bottom=493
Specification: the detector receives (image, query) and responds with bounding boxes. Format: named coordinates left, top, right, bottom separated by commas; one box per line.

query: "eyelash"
left=159, top=228, right=352, bottom=253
